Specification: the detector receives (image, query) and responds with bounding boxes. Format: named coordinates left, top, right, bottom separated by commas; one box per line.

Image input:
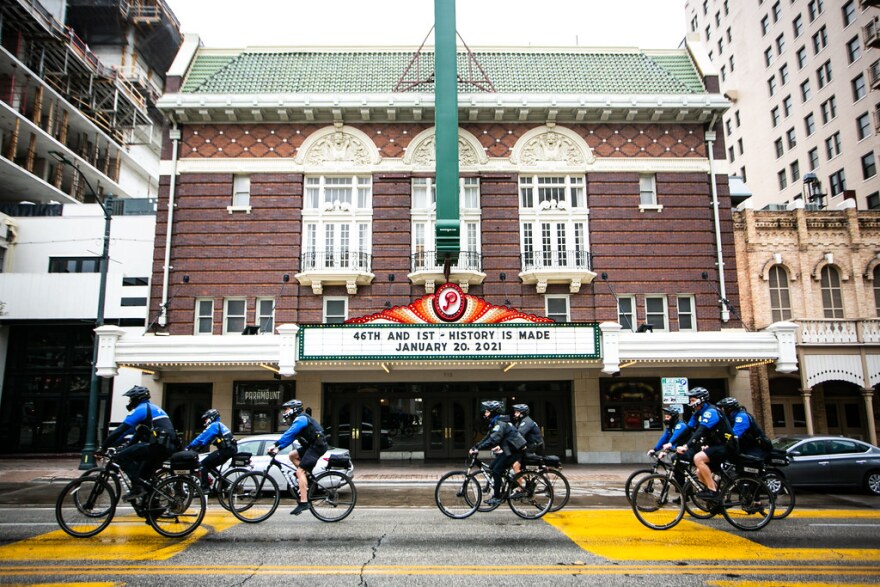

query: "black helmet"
left=717, top=397, right=740, bottom=410
left=282, top=399, right=304, bottom=421
left=687, top=387, right=710, bottom=405
left=480, top=400, right=503, bottom=417
left=512, top=403, right=530, bottom=416
left=201, top=408, right=220, bottom=426
left=123, top=385, right=150, bottom=411
left=662, top=405, right=680, bottom=417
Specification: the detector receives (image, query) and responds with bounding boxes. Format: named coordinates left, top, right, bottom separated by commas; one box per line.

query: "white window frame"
left=301, top=175, right=373, bottom=272
left=256, top=297, right=275, bottom=334
left=194, top=298, right=214, bottom=335
left=644, top=295, right=669, bottom=332
left=324, top=297, right=348, bottom=324
left=639, top=174, right=661, bottom=211
left=223, top=298, right=247, bottom=335
left=518, top=175, right=589, bottom=270
left=677, top=295, right=697, bottom=332
left=545, top=295, right=570, bottom=322
left=410, top=177, right=482, bottom=267
left=617, top=296, right=636, bottom=332
left=228, top=175, right=252, bottom=214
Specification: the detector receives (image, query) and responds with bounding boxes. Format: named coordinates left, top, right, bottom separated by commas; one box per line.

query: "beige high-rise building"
left=685, top=0, right=879, bottom=210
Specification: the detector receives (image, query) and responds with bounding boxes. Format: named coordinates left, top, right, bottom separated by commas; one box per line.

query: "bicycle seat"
left=543, top=455, right=561, bottom=468
left=522, top=453, right=544, bottom=466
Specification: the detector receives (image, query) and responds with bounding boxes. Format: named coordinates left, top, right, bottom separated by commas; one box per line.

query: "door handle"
left=353, top=428, right=359, bottom=440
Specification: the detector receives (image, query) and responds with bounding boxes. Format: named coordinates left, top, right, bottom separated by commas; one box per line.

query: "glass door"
left=165, top=383, right=212, bottom=447
left=425, top=396, right=473, bottom=459
left=328, top=397, right=381, bottom=459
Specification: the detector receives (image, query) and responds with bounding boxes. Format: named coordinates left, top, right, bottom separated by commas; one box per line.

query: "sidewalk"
left=0, top=455, right=635, bottom=507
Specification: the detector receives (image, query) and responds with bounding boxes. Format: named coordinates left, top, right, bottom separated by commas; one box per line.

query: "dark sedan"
left=770, top=435, right=880, bottom=495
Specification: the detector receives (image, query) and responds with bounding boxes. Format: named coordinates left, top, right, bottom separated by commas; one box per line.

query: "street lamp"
left=50, top=151, right=113, bottom=470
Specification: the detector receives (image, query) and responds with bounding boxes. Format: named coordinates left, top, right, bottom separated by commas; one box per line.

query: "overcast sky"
left=165, top=0, right=688, bottom=49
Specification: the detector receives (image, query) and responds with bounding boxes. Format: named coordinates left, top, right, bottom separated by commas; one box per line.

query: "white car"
left=204, top=433, right=354, bottom=494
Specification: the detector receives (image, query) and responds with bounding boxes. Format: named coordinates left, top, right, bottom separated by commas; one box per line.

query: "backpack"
left=747, top=412, right=773, bottom=451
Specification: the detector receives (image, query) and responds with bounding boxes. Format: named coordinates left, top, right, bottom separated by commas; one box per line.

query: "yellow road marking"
left=0, top=564, right=878, bottom=578
left=0, top=512, right=239, bottom=561
left=24, top=584, right=121, bottom=587
left=543, top=510, right=880, bottom=562
left=785, top=509, right=880, bottom=519
left=709, top=582, right=868, bottom=587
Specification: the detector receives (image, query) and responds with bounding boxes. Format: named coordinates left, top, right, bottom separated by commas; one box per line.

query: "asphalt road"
left=0, top=505, right=878, bottom=586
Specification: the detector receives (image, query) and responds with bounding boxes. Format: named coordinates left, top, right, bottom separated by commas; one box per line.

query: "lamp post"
left=50, top=151, right=113, bottom=470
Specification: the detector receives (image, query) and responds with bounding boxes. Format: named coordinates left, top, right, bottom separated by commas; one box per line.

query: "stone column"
left=861, top=388, right=877, bottom=446
left=801, top=387, right=814, bottom=435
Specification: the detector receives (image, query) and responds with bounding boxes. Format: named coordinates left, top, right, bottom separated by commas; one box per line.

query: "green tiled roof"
left=179, top=49, right=707, bottom=95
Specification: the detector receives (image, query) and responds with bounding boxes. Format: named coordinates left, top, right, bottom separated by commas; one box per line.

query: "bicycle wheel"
left=81, top=467, right=122, bottom=501
left=146, top=475, right=206, bottom=538
left=309, top=470, right=357, bottom=522
left=544, top=469, right=570, bottom=512
left=215, top=467, right=251, bottom=511
left=476, top=470, right=501, bottom=512
left=721, top=477, right=776, bottom=531
left=762, top=471, right=795, bottom=520
left=55, top=477, right=117, bottom=538
left=683, top=481, right=718, bottom=520
left=507, top=470, right=553, bottom=520
left=631, top=474, right=685, bottom=530
left=229, top=471, right=279, bottom=523
left=435, top=471, right=481, bottom=519
left=624, top=468, right=654, bottom=504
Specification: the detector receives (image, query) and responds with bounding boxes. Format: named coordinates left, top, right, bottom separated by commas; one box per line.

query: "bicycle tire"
left=309, top=470, right=357, bottom=522
left=624, top=468, right=654, bottom=504
left=146, top=475, right=206, bottom=538
left=215, top=467, right=251, bottom=511
left=55, top=477, right=117, bottom=538
left=762, top=470, right=795, bottom=520
left=683, top=481, right=718, bottom=520
left=507, top=470, right=553, bottom=520
left=475, top=469, right=502, bottom=512
left=630, top=474, right=685, bottom=530
left=435, top=471, right=481, bottom=519
left=229, top=471, right=279, bottom=523
left=545, top=469, right=570, bottom=512
left=720, top=477, right=776, bottom=531
left=81, top=466, right=122, bottom=501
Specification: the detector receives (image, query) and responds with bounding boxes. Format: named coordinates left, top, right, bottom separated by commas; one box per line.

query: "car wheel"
left=865, top=470, right=880, bottom=496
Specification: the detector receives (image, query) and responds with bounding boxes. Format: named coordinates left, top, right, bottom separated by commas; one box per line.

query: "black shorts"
left=702, top=444, right=731, bottom=463
left=298, top=441, right=328, bottom=473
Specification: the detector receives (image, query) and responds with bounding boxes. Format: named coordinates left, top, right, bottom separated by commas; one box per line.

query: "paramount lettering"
left=394, top=342, right=449, bottom=352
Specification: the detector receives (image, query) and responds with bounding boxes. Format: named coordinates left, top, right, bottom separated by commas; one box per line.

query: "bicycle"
left=56, top=449, right=206, bottom=538
left=631, top=452, right=776, bottom=531
left=624, top=453, right=673, bottom=504
left=228, top=452, right=356, bottom=523
left=196, top=451, right=253, bottom=511
left=435, top=453, right=554, bottom=520
left=514, top=453, right=570, bottom=512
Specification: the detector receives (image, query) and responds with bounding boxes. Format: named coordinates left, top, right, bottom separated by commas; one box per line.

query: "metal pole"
left=434, top=0, right=460, bottom=266
left=80, top=195, right=112, bottom=469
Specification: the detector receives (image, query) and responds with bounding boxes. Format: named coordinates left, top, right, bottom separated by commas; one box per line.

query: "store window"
left=232, top=380, right=295, bottom=435
left=600, top=378, right=662, bottom=431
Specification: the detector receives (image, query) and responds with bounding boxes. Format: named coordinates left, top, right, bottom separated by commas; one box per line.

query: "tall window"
left=617, top=296, right=636, bottom=331
left=816, top=61, right=832, bottom=89
left=224, top=299, right=246, bottom=334
left=874, top=266, right=880, bottom=316
left=804, top=113, right=815, bottom=135
left=768, top=266, right=791, bottom=321
left=639, top=174, right=657, bottom=206
left=792, top=14, right=803, bottom=37
left=842, top=1, right=856, bottom=26
left=796, top=46, right=807, bottom=69
left=808, top=148, right=819, bottom=171
left=677, top=296, right=697, bottom=331
left=195, top=298, right=214, bottom=335
left=645, top=296, right=668, bottom=331
left=825, top=132, right=841, bottom=160
left=820, top=266, right=843, bottom=318
left=829, top=169, right=846, bottom=195
left=232, top=175, right=251, bottom=208
left=856, top=113, right=872, bottom=140
left=812, top=26, right=827, bottom=54
left=323, top=297, right=347, bottom=324
left=820, top=96, right=837, bottom=123
left=851, top=74, right=866, bottom=102
left=302, top=175, right=372, bottom=272
left=846, top=37, right=861, bottom=64
left=862, top=153, right=877, bottom=180
left=519, top=175, right=588, bottom=271
left=256, top=298, right=275, bottom=333
left=411, top=176, right=481, bottom=269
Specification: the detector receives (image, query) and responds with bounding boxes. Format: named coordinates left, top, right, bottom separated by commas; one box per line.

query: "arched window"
left=874, top=266, right=880, bottom=316
left=768, top=265, right=792, bottom=321
left=820, top=265, right=843, bottom=318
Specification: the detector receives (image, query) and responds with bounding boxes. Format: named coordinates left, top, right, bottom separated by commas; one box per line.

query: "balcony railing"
left=411, top=250, right=482, bottom=273
left=870, top=59, right=880, bottom=90
left=865, top=16, right=880, bottom=49
left=521, top=249, right=592, bottom=272
left=300, top=249, right=372, bottom=272
left=795, top=319, right=880, bottom=344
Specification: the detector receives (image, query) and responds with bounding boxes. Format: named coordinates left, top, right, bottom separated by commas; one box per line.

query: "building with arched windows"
left=734, top=200, right=880, bottom=445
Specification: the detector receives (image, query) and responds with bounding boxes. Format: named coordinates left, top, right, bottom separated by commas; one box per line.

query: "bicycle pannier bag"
left=170, top=450, right=200, bottom=473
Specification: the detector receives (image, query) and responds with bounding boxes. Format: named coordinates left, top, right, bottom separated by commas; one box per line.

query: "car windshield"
left=772, top=436, right=803, bottom=450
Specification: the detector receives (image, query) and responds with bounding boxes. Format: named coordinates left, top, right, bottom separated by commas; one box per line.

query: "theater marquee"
left=298, top=283, right=600, bottom=361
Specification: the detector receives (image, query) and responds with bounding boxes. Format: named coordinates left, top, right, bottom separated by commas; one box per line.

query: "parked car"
left=325, top=422, right=393, bottom=450
left=770, top=435, right=880, bottom=495
left=199, top=433, right=354, bottom=494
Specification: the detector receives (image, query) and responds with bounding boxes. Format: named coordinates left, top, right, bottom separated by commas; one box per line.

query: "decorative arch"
left=760, top=259, right=798, bottom=282
left=812, top=258, right=849, bottom=282
left=510, top=125, right=595, bottom=168
left=804, top=354, right=865, bottom=388
left=294, top=125, right=381, bottom=167
left=402, top=127, right=488, bottom=168
left=864, top=255, right=880, bottom=280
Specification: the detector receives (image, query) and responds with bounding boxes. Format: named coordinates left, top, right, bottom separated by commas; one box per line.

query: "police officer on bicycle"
left=469, top=400, right=527, bottom=507
left=510, top=403, right=544, bottom=477
left=718, top=397, right=771, bottom=460
left=186, top=408, right=237, bottom=490
left=98, top=385, right=179, bottom=501
left=653, top=406, right=689, bottom=456
left=268, top=399, right=328, bottom=516
left=675, top=387, right=735, bottom=500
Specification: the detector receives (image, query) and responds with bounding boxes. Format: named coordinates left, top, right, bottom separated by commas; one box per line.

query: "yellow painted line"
left=709, top=582, right=868, bottom=587
left=0, top=565, right=878, bottom=578
left=785, top=509, right=880, bottom=519
left=24, top=584, right=121, bottom=587
left=0, top=512, right=239, bottom=561
left=543, top=510, right=880, bottom=562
